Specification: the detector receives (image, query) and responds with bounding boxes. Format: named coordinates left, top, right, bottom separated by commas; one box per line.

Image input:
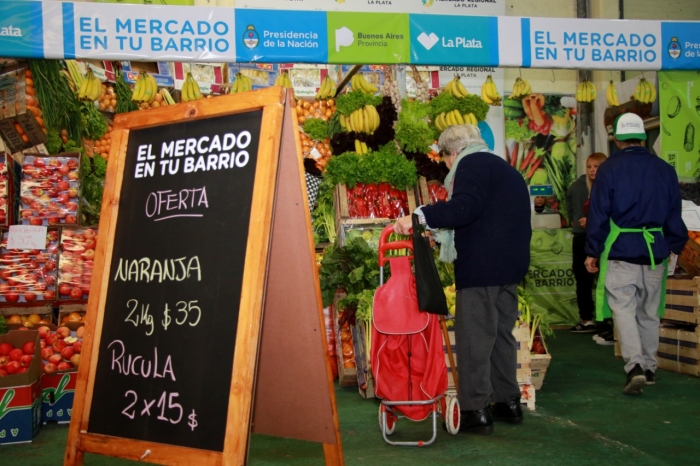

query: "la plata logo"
left=0, top=25, right=22, bottom=37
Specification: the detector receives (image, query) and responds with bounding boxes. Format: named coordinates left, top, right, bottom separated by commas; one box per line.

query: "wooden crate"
left=657, top=325, right=700, bottom=377
left=333, top=292, right=357, bottom=387
left=678, top=240, right=700, bottom=277
left=0, top=69, right=46, bottom=153
left=530, top=353, right=552, bottom=390
left=1, top=305, right=54, bottom=329
left=663, top=276, right=700, bottom=326
left=415, top=177, right=448, bottom=206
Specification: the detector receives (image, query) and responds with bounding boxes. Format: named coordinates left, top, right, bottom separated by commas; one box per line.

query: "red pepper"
left=354, top=198, right=368, bottom=217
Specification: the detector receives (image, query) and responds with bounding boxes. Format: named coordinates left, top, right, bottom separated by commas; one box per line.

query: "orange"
left=68, top=312, right=82, bottom=322
left=8, top=314, right=21, bottom=324
left=28, top=313, right=41, bottom=324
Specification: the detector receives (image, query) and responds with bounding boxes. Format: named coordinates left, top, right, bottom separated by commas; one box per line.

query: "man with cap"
left=584, top=113, right=687, bottom=395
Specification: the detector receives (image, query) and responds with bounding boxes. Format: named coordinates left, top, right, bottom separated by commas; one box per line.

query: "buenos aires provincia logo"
left=668, top=37, right=681, bottom=59
left=243, top=25, right=259, bottom=49
left=0, top=26, right=22, bottom=37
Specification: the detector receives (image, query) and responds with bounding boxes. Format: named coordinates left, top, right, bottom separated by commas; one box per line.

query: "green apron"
left=595, top=219, right=668, bottom=321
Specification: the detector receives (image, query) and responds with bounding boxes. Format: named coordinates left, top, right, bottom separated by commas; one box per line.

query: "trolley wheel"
left=445, top=397, right=460, bottom=435
left=378, top=405, right=396, bottom=435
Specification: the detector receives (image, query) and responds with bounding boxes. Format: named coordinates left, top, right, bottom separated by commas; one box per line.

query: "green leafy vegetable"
left=45, top=129, right=63, bottom=155
left=311, top=182, right=336, bottom=245
left=115, top=70, right=139, bottom=114
left=319, top=237, right=381, bottom=307
left=336, top=89, right=382, bottom=116
left=29, top=59, right=82, bottom=142
left=303, top=118, right=330, bottom=140
left=395, top=99, right=436, bottom=154
left=428, top=92, right=489, bottom=123
left=80, top=153, right=107, bottom=226
left=80, top=102, right=108, bottom=141
left=505, top=118, right=538, bottom=141
left=323, top=143, right=417, bottom=189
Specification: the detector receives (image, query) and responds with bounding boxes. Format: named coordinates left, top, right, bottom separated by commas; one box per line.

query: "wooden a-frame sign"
left=64, top=87, right=344, bottom=465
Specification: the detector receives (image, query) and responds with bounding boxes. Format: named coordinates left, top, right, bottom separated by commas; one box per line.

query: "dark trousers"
left=455, top=284, right=520, bottom=411
left=572, top=234, right=595, bottom=322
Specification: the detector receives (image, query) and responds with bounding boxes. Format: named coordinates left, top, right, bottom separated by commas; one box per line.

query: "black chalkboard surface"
left=87, top=110, right=262, bottom=452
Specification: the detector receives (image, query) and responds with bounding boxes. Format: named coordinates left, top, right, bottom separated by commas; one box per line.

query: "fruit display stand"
left=0, top=330, right=42, bottom=445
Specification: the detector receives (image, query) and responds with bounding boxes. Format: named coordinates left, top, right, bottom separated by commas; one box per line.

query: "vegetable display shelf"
left=333, top=183, right=417, bottom=242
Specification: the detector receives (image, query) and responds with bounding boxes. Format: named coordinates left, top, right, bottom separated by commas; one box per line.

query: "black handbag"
left=411, top=214, right=449, bottom=315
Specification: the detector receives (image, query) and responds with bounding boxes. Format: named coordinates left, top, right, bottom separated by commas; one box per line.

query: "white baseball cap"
left=613, top=113, right=647, bottom=141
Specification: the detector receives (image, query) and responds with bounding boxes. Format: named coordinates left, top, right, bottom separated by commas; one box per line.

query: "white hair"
left=438, top=124, right=485, bottom=154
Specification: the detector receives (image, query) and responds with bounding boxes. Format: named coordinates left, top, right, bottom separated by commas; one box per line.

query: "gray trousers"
left=605, top=260, right=665, bottom=374
left=455, top=284, right=521, bottom=411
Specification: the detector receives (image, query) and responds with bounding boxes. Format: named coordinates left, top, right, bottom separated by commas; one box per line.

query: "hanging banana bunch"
left=632, top=78, right=657, bottom=104
left=605, top=80, right=620, bottom=107
left=509, top=77, right=532, bottom=100
left=315, top=75, right=337, bottom=100
left=131, top=72, right=158, bottom=104
left=351, top=73, right=379, bottom=94
left=434, top=110, right=478, bottom=132
left=339, top=105, right=380, bottom=134
left=443, top=76, right=470, bottom=98
left=231, top=72, right=253, bottom=94
left=274, top=70, right=293, bottom=89
left=354, top=139, right=369, bottom=155
left=480, top=75, right=501, bottom=106
left=575, top=79, right=597, bottom=103
left=180, top=72, right=204, bottom=102
left=77, top=69, right=102, bottom=102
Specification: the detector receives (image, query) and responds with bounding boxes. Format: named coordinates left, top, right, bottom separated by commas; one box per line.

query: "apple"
left=0, top=342, right=13, bottom=356
left=21, top=210, right=33, bottom=219
left=45, top=334, right=57, bottom=346
left=66, top=202, right=78, bottom=212
left=38, top=326, right=52, bottom=339
left=43, top=290, right=56, bottom=301
left=80, top=283, right=90, bottom=296
left=45, top=275, right=56, bottom=286
left=76, top=326, right=85, bottom=339
left=22, top=341, right=35, bottom=355
left=57, top=361, right=72, bottom=371
left=57, top=211, right=68, bottom=219
left=58, top=164, right=70, bottom=175
left=20, top=354, right=33, bottom=368
left=67, top=171, right=79, bottom=181
left=34, top=282, right=46, bottom=291
left=61, top=346, right=75, bottom=360
left=0, top=355, right=8, bottom=368
left=70, top=287, right=83, bottom=299
left=56, top=326, right=71, bottom=339
left=29, top=217, right=43, bottom=226
left=65, top=215, right=77, bottom=224
left=5, top=361, right=21, bottom=374
left=67, top=159, right=78, bottom=169
left=48, top=354, right=62, bottom=365
left=31, top=187, right=44, bottom=197
left=0, top=369, right=7, bottom=377
left=83, top=238, right=96, bottom=250
left=43, top=362, right=57, bottom=375
left=70, top=354, right=80, bottom=369
left=57, top=181, right=69, bottom=191
left=52, top=339, right=67, bottom=353
left=40, top=341, right=46, bottom=349
left=33, top=157, right=46, bottom=168
left=82, top=249, right=96, bottom=261
left=9, top=348, right=23, bottom=362
left=73, top=341, right=82, bottom=354
left=59, top=283, right=71, bottom=296
left=57, top=193, right=69, bottom=205
left=41, top=347, right=54, bottom=360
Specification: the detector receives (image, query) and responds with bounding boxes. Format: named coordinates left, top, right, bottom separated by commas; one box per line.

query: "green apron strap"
left=595, top=220, right=666, bottom=321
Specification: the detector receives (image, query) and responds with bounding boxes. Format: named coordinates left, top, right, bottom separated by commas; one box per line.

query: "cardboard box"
left=57, top=304, right=86, bottom=330
left=0, top=69, right=47, bottom=154
left=663, top=276, right=700, bottom=326
left=40, top=370, right=77, bottom=424
left=678, top=239, right=700, bottom=277
left=0, top=330, right=42, bottom=445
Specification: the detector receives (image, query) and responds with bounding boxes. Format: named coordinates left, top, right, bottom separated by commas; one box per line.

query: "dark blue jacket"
left=422, top=152, right=531, bottom=289
left=585, top=146, right=687, bottom=263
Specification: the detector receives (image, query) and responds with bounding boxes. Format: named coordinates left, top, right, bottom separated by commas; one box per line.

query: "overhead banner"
left=234, top=0, right=506, bottom=16
left=659, top=71, right=700, bottom=182
left=1, top=1, right=700, bottom=70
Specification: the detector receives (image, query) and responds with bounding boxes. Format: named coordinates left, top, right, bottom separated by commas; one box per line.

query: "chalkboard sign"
left=66, top=88, right=344, bottom=466
left=86, top=110, right=262, bottom=451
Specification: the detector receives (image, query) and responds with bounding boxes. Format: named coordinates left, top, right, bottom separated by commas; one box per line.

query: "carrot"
left=25, top=78, right=34, bottom=88
left=526, top=156, right=544, bottom=178
left=510, top=142, right=519, bottom=167
left=520, top=148, right=536, bottom=171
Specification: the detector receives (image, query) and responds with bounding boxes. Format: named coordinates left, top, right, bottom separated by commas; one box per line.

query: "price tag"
left=309, top=147, right=322, bottom=160
left=7, top=225, right=48, bottom=250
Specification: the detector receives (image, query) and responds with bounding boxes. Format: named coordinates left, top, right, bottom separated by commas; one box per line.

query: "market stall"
left=0, top=0, right=699, bottom=461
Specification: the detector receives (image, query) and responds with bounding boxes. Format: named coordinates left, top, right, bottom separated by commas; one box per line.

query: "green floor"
left=2, top=330, right=699, bottom=465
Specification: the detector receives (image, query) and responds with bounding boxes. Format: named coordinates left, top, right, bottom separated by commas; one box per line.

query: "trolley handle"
left=378, top=224, right=413, bottom=268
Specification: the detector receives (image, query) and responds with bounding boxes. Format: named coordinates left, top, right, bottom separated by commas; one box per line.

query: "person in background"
left=566, top=152, right=607, bottom=333
left=393, top=124, right=531, bottom=433
left=584, top=113, right=687, bottom=396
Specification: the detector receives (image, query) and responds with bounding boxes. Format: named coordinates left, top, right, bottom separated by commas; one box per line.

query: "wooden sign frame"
left=64, top=87, right=339, bottom=465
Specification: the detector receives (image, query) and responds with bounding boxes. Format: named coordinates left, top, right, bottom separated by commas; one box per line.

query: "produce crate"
left=0, top=228, right=59, bottom=304
left=415, top=177, right=448, bottom=206
left=678, top=239, right=700, bottom=277
left=352, top=321, right=374, bottom=399
left=333, top=183, right=416, bottom=240
left=19, top=152, right=81, bottom=226
left=0, top=69, right=47, bottom=154
left=340, top=221, right=392, bottom=250
left=530, top=353, right=552, bottom=390
left=0, top=150, right=17, bottom=227
left=57, top=227, right=97, bottom=302
left=657, top=324, right=700, bottom=377
left=57, top=304, right=86, bottom=331
left=333, top=292, right=357, bottom=387
left=1, top=306, right=54, bottom=330
left=663, top=276, right=700, bottom=326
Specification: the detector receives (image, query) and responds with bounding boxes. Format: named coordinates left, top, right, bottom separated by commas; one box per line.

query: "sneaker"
left=596, top=330, right=616, bottom=346
left=570, top=322, right=597, bottom=333
left=623, top=364, right=646, bottom=395
left=645, top=370, right=655, bottom=386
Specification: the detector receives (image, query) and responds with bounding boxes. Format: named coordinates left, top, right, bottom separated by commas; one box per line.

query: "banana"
left=355, top=139, right=362, bottom=154
left=648, top=79, right=657, bottom=103
left=510, top=78, right=521, bottom=99
left=180, top=78, right=191, bottom=102
left=77, top=73, right=90, bottom=100
left=353, top=73, right=378, bottom=94
left=454, top=110, right=465, bottom=125
left=633, top=80, right=643, bottom=102
left=90, top=74, right=102, bottom=101
left=361, top=142, right=368, bottom=154
left=481, top=75, right=500, bottom=106
left=339, top=114, right=347, bottom=130
left=369, top=105, right=380, bottom=131
left=131, top=73, right=145, bottom=103
left=589, top=81, right=597, bottom=101
left=444, top=79, right=455, bottom=96
left=456, top=79, right=469, bottom=98
left=481, top=84, right=494, bottom=105
left=316, top=76, right=330, bottom=100
left=434, top=113, right=444, bottom=132
left=362, top=107, right=370, bottom=133
left=606, top=80, right=619, bottom=107
left=446, top=111, right=456, bottom=126
left=143, top=73, right=157, bottom=104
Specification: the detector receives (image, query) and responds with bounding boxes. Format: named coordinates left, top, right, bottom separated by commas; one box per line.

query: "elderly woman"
left=394, top=124, right=531, bottom=434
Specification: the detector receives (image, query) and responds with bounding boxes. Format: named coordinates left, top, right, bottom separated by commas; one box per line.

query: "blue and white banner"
left=62, top=3, right=236, bottom=62
left=661, top=22, right=700, bottom=70
left=410, top=15, right=498, bottom=66
left=235, top=9, right=328, bottom=64
left=234, top=0, right=506, bottom=16
left=0, top=1, right=44, bottom=59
